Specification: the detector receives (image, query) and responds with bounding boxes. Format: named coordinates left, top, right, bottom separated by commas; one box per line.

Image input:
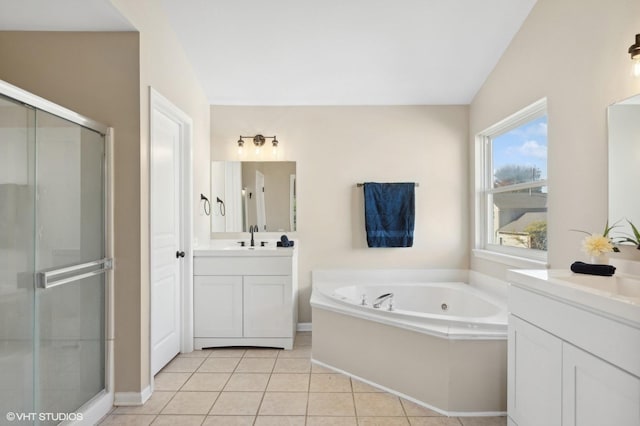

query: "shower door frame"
left=0, top=80, right=115, bottom=424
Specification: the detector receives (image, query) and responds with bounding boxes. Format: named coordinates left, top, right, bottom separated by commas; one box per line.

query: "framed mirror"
left=211, top=161, right=296, bottom=233
left=608, top=94, right=640, bottom=229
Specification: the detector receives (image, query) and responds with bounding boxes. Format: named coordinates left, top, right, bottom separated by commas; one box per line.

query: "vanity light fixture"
left=237, top=134, right=279, bottom=157
left=630, top=33, right=640, bottom=77
left=237, top=137, right=245, bottom=156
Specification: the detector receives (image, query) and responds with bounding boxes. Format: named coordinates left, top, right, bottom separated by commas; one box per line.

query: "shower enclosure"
left=0, top=81, right=113, bottom=425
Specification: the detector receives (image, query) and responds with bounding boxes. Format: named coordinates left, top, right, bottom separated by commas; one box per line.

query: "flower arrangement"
left=582, top=234, right=615, bottom=257
left=572, top=221, right=619, bottom=258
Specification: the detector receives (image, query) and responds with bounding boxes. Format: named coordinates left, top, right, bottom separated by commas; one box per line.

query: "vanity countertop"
left=194, top=239, right=295, bottom=257
left=507, top=268, right=640, bottom=327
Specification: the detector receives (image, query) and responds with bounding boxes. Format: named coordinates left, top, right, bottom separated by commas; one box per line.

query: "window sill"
left=472, top=248, right=549, bottom=269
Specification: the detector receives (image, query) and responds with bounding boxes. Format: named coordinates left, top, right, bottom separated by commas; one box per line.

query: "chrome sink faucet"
left=249, top=225, right=258, bottom=247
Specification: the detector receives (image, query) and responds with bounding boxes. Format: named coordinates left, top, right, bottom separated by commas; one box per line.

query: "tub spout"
left=373, top=293, right=394, bottom=309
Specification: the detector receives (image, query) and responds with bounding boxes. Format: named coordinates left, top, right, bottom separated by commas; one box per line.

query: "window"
left=476, top=99, right=548, bottom=261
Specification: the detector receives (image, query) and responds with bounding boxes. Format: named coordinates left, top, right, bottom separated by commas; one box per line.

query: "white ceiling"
left=0, top=0, right=134, bottom=31
left=0, top=0, right=537, bottom=105
left=161, top=0, right=537, bottom=105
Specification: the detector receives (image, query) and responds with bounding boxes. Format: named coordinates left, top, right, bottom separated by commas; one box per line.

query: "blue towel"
left=363, top=182, right=415, bottom=247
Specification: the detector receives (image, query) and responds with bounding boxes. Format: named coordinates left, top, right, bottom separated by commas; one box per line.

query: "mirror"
left=211, top=161, right=296, bottom=233
left=608, top=94, right=640, bottom=229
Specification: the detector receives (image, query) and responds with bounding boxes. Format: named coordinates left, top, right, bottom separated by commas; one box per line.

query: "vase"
left=589, top=253, right=609, bottom=265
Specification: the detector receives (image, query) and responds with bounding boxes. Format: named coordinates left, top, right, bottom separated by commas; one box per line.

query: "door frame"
left=149, top=87, right=194, bottom=387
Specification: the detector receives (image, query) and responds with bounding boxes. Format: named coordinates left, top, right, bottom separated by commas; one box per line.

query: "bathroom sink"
left=222, top=245, right=277, bottom=251
left=559, top=274, right=640, bottom=300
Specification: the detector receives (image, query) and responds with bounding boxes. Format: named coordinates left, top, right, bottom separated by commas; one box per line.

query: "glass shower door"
left=0, top=94, right=36, bottom=425
left=34, top=110, right=107, bottom=423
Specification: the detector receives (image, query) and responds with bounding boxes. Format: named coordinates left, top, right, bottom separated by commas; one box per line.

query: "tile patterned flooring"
left=99, top=332, right=506, bottom=426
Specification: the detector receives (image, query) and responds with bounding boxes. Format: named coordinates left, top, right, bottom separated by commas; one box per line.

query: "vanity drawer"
left=194, top=256, right=292, bottom=276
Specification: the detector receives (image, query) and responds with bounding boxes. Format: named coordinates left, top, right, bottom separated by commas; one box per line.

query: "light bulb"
left=633, top=58, right=640, bottom=77
left=237, top=138, right=244, bottom=157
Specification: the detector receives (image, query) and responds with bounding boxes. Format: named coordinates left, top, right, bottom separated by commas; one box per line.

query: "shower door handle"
left=36, top=258, right=113, bottom=289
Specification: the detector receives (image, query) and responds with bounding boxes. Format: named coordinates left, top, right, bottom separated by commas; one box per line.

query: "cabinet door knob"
left=176, top=250, right=186, bottom=258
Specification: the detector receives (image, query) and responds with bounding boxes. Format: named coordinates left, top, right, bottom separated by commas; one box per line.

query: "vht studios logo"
left=6, top=412, right=83, bottom=422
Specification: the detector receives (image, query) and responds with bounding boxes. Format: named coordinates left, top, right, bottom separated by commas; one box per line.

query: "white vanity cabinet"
left=507, top=271, right=640, bottom=426
left=193, top=246, right=298, bottom=350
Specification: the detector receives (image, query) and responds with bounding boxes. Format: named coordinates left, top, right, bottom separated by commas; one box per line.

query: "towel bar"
left=356, top=182, right=419, bottom=187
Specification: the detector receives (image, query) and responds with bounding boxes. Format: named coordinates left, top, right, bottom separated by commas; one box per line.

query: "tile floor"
left=99, top=332, right=506, bottom=426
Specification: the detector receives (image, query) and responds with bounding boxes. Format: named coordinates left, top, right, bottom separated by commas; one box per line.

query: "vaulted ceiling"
left=0, top=0, right=537, bottom=105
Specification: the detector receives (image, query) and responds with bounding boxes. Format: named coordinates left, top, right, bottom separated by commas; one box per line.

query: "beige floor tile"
left=179, top=349, right=214, bottom=358
left=209, top=391, right=263, bottom=415
left=408, top=418, right=462, bottom=426
left=311, top=363, right=335, bottom=374
left=354, top=393, right=404, bottom=417
left=182, top=373, right=231, bottom=391
left=307, top=417, right=358, bottom=426
left=198, top=357, right=241, bottom=373
left=401, top=399, right=442, bottom=417
left=358, top=417, right=410, bottom=426
left=278, top=346, right=312, bottom=358
left=114, top=391, right=175, bottom=414
left=224, top=373, right=270, bottom=391
left=161, top=357, right=205, bottom=373
left=459, top=417, right=506, bottom=426
left=244, top=348, right=281, bottom=358
left=254, top=415, right=306, bottom=426
left=307, top=392, right=356, bottom=416
left=235, top=357, right=276, bottom=373
left=202, top=415, right=254, bottom=425
left=99, top=414, right=156, bottom=425
left=208, top=348, right=247, bottom=358
left=153, top=372, right=191, bottom=391
left=161, top=391, right=219, bottom=415
left=258, top=392, right=308, bottom=415
left=351, top=379, right=383, bottom=393
left=151, top=414, right=205, bottom=425
left=266, top=373, right=310, bottom=392
left=310, top=373, right=352, bottom=392
left=273, top=358, right=311, bottom=373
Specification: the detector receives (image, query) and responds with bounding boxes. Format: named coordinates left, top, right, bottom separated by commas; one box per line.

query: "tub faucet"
left=373, top=293, right=394, bottom=310
left=249, top=225, right=258, bottom=247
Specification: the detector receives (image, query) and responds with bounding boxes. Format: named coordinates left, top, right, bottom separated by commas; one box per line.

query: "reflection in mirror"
left=608, top=94, right=640, bottom=232
left=211, top=161, right=296, bottom=233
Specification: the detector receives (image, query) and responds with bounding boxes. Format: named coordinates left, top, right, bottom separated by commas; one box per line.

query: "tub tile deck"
left=100, top=332, right=506, bottom=426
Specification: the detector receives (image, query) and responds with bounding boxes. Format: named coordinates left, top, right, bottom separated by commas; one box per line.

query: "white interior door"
left=150, top=92, right=185, bottom=376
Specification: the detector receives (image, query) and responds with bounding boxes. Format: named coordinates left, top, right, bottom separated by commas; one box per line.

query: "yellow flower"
left=582, top=234, right=614, bottom=257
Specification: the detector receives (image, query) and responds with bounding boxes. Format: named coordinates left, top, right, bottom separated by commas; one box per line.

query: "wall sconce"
left=630, top=34, right=640, bottom=77
left=237, top=134, right=279, bottom=157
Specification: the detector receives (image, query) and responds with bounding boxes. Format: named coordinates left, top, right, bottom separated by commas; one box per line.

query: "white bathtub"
left=310, top=269, right=508, bottom=416
left=311, top=270, right=507, bottom=340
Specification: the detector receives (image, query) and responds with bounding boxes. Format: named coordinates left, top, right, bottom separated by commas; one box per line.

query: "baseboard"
left=297, top=322, right=312, bottom=332
left=113, top=386, right=152, bottom=406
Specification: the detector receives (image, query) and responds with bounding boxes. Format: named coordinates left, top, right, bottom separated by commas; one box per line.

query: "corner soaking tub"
left=310, top=269, right=508, bottom=416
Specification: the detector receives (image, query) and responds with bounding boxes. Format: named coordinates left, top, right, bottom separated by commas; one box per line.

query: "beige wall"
left=0, top=31, right=143, bottom=390
left=469, top=0, right=640, bottom=278
left=111, top=0, right=211, bottom=391
left=211, top=105, right=469, bottom=322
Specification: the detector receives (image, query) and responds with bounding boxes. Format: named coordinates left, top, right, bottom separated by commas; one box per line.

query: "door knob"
left=176, top=250, right=185, bottom=258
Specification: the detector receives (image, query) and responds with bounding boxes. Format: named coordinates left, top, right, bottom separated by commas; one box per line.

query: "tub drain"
left=441, top=303, right=448, bottom=311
